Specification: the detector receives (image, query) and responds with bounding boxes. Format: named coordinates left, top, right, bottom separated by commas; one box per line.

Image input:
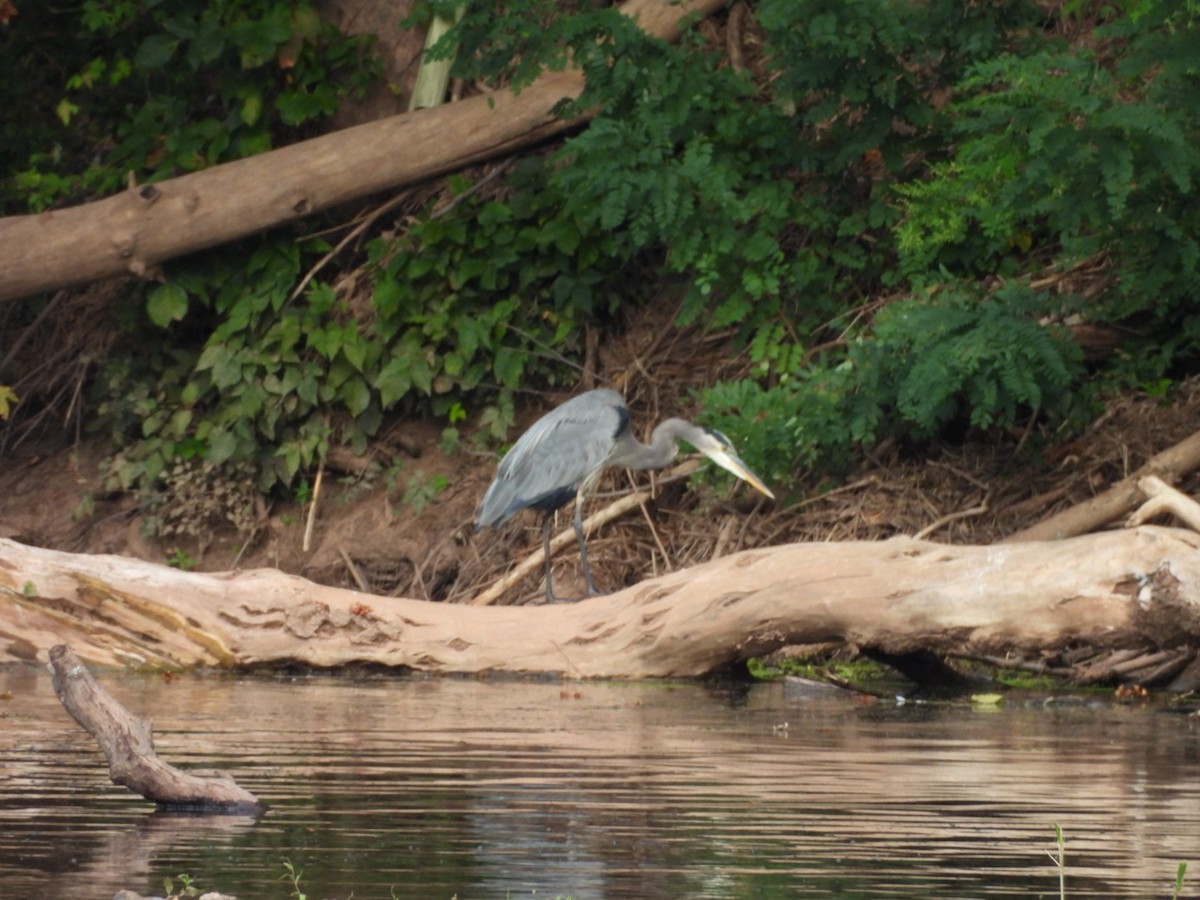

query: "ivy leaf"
left=189, top=18, right=226, bottom=67
left=409, top=355, right=433, bottom=394
left=0, top=385, right=18, bottom=420
left=205, top=429, right=239, bottom=465
left=275, top=89, right=326, bottom=126
left=375, top=358, right=412, bottom=408
left=55, top=99, right=80, bottom=126
left=240, top=91, right=263, bottom=127
left=493, top=347, right=523, bottom=388
left=341, top=376, right=371, bottom=417
left=210, top=349, right=244, bottom=390
left=146, top=283, right=189, bottom=328
left=135, top=34, right=180, bottom=69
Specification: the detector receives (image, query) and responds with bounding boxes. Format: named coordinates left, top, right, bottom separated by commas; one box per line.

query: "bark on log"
left=4, top=528, right=1200, bottom=677
left=47, top=644, right=261, bottom=810
left=0, top=0, right=726, bottom=304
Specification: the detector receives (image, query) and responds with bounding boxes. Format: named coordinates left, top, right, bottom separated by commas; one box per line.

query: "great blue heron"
left=476, top=388, right=775, bottom=602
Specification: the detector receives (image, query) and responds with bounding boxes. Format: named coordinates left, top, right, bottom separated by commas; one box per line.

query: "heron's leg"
left=574, top=494, right=604, bottom=597
left=541, top=514, right=564, bottom=604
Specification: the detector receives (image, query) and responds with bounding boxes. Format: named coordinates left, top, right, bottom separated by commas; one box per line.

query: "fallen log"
left=47, top=644, right=261, bottom=810
left=1003, top=429, right=1200, bottom=543
left=0, top=0, right=726, bottom=304
left=4, top=527, right=1200, bottom=678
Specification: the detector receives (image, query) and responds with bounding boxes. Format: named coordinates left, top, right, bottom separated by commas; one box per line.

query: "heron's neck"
left=622, top=418, right=697, bottom=470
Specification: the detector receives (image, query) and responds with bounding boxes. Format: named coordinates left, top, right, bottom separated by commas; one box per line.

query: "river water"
left=0, top=665, right=1197, bottom=899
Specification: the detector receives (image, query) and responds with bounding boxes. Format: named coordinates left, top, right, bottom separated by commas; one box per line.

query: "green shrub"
left=10, top=0, right=1200, bottom=516
left=6, top=0, right=377, bottom=212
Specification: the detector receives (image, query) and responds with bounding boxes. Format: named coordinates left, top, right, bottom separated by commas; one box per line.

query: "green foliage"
left=441, top=0, right=894, bottom=356
left=896, top=4, right=1200, bottom=367
left=4, top=0, right=377, bottom=212
left=366, top=162, right=630, bottom=408
left=860, top=286, right=1084, bottom=435
left=703, top=285, right=1084, bottom=479
left=0, top=385, right=17, bottom=421
left=413, top=0, right=631, bottom=93
left=760, top=0, right=1038, bottom=170
left=747, top=652, right=898, bottom=688
left=401, top=470, right=449, bottom=514
left=90, top=158, right=612, bottom=501
left=93, top=238, right=337, bottom=493
left=705, top=0, right=1200, bottom=482
left=281, top=859, right=307, bottom=900
left=162, top=872, right=200, bottom=899
left=10, top=0, right=1200, bottom=515
left=165, top=548, right=198, bottom=571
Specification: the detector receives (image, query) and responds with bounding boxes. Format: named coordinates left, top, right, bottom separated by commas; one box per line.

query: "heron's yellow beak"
left=707, top=448, right=776, bottom=500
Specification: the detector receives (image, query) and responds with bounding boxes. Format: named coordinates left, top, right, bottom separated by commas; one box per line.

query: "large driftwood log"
left=47, top=644, right=261, bottom=810
left=4, top=529, right=1200, bottom=677
left=0, top=0, right=725, bottom=304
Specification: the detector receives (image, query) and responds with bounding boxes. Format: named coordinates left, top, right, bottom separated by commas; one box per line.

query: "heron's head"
left=693, top=428, right=776, bottom=500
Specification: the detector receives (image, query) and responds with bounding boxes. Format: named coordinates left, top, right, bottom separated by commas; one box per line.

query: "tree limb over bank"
left=0, top=0, right=726, bottom=304
left=3, top=528, right=1200, bottom=678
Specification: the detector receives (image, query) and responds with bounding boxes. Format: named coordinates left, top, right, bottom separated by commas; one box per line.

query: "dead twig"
left=1127, top=475, right=1200, bottom=533
left=628, top=470, right=673, bottom=573
left=338, top=545, right=371, bottom=593
left=950, top=652, right=1075, bottom=679
left=302, top=461, right=324, bottom=553
left=913, top=497, right=990, bottom=541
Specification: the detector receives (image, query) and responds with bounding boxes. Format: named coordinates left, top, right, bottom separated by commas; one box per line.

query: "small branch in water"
left=47, top=645, right=261, bottom=811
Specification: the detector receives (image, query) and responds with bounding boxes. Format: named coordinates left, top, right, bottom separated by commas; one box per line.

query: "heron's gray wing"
left=476, top=390, right=627, bottom=527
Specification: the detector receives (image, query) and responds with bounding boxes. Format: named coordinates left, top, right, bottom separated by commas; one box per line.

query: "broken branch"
left=48, top=645, right=261, bottom=811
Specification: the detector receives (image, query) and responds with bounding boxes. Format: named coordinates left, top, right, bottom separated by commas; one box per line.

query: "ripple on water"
left=1, top=669, right=1197, bottom=899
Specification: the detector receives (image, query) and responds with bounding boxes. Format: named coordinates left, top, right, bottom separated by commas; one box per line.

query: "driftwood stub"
left=48, top=644, right=262, bottom=811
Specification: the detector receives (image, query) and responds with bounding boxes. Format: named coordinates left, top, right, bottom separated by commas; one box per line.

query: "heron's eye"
left=705, top=428, right=734, bottom=450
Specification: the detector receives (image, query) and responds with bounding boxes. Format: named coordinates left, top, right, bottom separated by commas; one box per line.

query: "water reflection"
left=1, top=665, right=1197, bottom=898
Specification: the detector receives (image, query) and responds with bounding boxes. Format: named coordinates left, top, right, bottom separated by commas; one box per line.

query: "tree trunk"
left=3, top=528, right=1200, bottom=677
left=0, top=0, right=726, bottom=304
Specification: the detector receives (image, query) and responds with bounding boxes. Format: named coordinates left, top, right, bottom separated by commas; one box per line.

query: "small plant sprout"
left=402, top=469, right=448, bottom=514
left=294, top=478, right=313, bottom=506
left=162, top=872, right=199, bottom=898
left=281, top=859, right=306, bottom=900
left=71, top=493, right=95, bottom=521
left=438, top=425, right=462, bottom=455
left=166, top=548, right=197, bottom=571
left=1173, top=861, right=1188, bottom=900
left=1047, top=823, right=1066, bottom=900
left=0, top=385, right=18, bottom=420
